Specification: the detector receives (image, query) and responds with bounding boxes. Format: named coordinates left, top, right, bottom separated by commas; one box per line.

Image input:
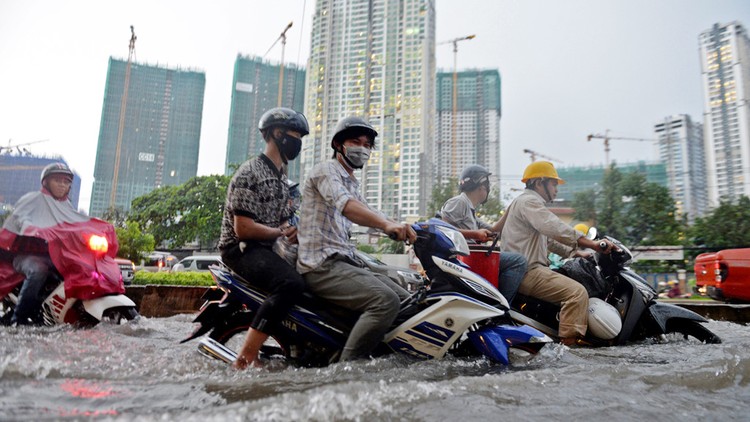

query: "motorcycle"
left=182, top=219, right=551, bottom=367
left=456, top=228, right=722, bottom=346
left=0, top=232, right=139, bottom=326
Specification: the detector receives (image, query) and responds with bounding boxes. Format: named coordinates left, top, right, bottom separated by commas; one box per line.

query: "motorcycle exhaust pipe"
left=197, top=337, right=237, bottom=364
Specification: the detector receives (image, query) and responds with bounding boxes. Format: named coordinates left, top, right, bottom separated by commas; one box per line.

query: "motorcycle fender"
left=82, top=295, right=136, bottom=321
left=468, top=325, right=552, bottom=365
left=648, top=302, right=708, bottom=333
left=468, top=327, right=510, bottom=365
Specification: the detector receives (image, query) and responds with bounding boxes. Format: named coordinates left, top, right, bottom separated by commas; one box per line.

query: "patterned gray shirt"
left=296, top=159, right=379, bottom=274
left=218, top=154, right=291, bottom=250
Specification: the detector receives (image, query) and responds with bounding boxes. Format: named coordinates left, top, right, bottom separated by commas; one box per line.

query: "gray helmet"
left=459, top=164, right=491, bottom=192
left=40, top=162, right=74, bottom=184
left=258, top=107, right=309, bottom=137
left=331, top=116, right=378, bottom=150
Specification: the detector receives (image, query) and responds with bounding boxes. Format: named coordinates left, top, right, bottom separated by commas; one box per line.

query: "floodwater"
left=0, top=315, right=748, bottom=421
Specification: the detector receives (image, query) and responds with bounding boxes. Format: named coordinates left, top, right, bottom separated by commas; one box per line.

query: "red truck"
left=694, top=248, right=750, bottom=303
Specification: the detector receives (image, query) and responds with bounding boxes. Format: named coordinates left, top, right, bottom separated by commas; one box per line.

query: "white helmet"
left=587, top=298, right=622, bottom=340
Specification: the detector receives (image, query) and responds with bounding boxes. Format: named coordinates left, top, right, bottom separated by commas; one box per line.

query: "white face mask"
left=343, top=145, right=371, bottom=169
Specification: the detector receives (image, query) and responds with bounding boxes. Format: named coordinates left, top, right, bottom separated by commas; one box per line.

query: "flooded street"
left=1, top=315, right=748, bottom=421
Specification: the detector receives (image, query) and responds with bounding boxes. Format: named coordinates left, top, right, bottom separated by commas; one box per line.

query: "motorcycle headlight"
left=436, top=225, right=470, bottom=256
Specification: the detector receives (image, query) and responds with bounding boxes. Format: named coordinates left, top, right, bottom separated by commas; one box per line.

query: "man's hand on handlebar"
left=385, top=222, right=417, bottom=243
left=475, top=229, right=495, bottom=243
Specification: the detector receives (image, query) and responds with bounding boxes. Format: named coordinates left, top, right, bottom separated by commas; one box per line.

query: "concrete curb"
left=125, top=285, right=210, bottom=318
left=125, top=285, right=750, bottom=323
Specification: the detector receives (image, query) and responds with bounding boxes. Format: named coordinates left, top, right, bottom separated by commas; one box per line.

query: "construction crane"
left=264, top=21, right=294, bottom=107
left=586, top=130, right=654, bottom=166
left=438, top=34, right=476, bottom=177
left=523, top=148, right=563, bottom=164
left=110, top=26, right=136, bottom=209
left=0, top=139, right=49, bottom=155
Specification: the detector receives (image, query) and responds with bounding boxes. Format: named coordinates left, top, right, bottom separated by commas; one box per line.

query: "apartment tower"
left=302, top=0, right=436, bottom=221
left=699, top=21, right=750, bottom=206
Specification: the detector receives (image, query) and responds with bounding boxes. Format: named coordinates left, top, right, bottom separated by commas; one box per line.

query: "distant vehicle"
left=138, top=252, right=178, bottom=272
left=694, top=248, right=750, bottom=303
left=354, top=250, right=426, bottom=291
left=115, top=257, right=135, bottom=285
left=172, top=255, right=223, bottom=272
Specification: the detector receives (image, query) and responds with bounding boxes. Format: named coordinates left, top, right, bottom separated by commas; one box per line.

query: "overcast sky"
left=1, top=0, right=749, bottom=212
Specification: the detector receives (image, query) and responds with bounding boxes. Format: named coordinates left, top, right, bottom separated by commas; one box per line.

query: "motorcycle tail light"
left=88, top=235, right=109, bottom=254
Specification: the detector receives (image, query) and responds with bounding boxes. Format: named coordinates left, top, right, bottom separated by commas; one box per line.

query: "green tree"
left=476, top=185, right=504, bottom=222
left=426, top=177, right=457, bottom=219
left=128, top=174, right=230, bottom=249
left=101, top=207, right=129, bottom=228
left=689, top=196, right=750, bottom=256
left=115, top=220, right=155, bottom=262
left=572, top=188, right=597, bottom=224
left=571, top=164, right=682, bottom=246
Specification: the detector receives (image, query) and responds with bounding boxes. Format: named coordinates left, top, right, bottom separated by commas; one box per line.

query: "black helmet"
left=40, top=162, right=74, bottom=184
left=331, top=116, right=378, bottom=150
left=458, top=164, right=491, bottom=192
left=258, top=107, right=309, bottom=137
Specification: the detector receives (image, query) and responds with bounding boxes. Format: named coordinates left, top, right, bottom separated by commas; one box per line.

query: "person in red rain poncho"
left=0, top=163, right=123, bottom=325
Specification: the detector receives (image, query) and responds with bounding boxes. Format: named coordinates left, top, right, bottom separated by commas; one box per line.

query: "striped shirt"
left=296, top=159, right=379, bottom=274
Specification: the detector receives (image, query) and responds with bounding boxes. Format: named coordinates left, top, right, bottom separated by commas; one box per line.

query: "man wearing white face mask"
left=297, top=116, right=416, bottom=362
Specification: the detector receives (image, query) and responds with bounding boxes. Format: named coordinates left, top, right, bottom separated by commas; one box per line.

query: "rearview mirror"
left=587, top=227, right=598, bottom=240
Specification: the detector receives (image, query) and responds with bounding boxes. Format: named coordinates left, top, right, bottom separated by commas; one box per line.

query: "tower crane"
left=586, top=130, right=654, bottom=166
left=110, top=26, right=136, bottom=209
left=0, top=139, right=49, bottom=155
left=438, top=34, right=476, bottom=177
left=522, top=149, right=563, bottom=164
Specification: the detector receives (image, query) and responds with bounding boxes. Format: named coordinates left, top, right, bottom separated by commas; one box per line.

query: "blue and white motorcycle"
left=182, top=219, right=551, bottom=366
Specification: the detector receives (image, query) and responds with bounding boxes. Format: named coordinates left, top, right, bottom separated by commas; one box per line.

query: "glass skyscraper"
left=653, top=114, right=707, bottom=221
left=302, top=0, right=436, bottom=221
left=225, top=54, right=306, bottom=181
left=89, top=58, right=206, bottom=217
left=699, top=22, right=750, bottom=206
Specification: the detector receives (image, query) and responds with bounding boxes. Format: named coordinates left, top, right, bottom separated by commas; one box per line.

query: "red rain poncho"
left=0, top=189, right=124, bottom=300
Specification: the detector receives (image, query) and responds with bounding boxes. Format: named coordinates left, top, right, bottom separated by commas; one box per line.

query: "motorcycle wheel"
left=667, top=319, right=722, bottom=344
left=208, top=314, right=287, bottom=359
left=101, top=307, right=140, bottom=324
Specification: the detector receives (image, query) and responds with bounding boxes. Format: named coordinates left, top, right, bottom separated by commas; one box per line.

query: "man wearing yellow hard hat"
left=500, top=161, right=617, bottom=346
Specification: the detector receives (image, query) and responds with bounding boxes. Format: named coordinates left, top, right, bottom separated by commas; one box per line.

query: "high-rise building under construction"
left=225, top=54, right=306, bottom=181
left=435, top=69, right=502, bottom=187
left=89, top=58, right=205, bottom=217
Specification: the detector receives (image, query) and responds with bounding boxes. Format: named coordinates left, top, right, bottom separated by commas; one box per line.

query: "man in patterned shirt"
left=218, top=107, right=309, bottom=369
left=297, top=116, right=416, bottom=362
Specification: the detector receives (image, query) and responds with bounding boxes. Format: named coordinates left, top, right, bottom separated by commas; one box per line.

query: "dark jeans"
left=221, top=244, right=304, bottom=334
left=12, top=255, right=52, bottom=325
left=498, top=252, right=527, bottom=305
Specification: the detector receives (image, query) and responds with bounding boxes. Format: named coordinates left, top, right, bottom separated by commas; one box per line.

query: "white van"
left=172, top=255, right=223, bottom=272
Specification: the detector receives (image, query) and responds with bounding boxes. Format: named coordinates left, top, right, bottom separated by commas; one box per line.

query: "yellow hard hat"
left=574, top=223, right=589, bottom=234
left=521, top=161, right=565, bottom=184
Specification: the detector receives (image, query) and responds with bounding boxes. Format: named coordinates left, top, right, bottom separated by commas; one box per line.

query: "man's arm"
left=233, top=216, right=289, bottom=242
left=343, top=199, right=416, bottom=242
